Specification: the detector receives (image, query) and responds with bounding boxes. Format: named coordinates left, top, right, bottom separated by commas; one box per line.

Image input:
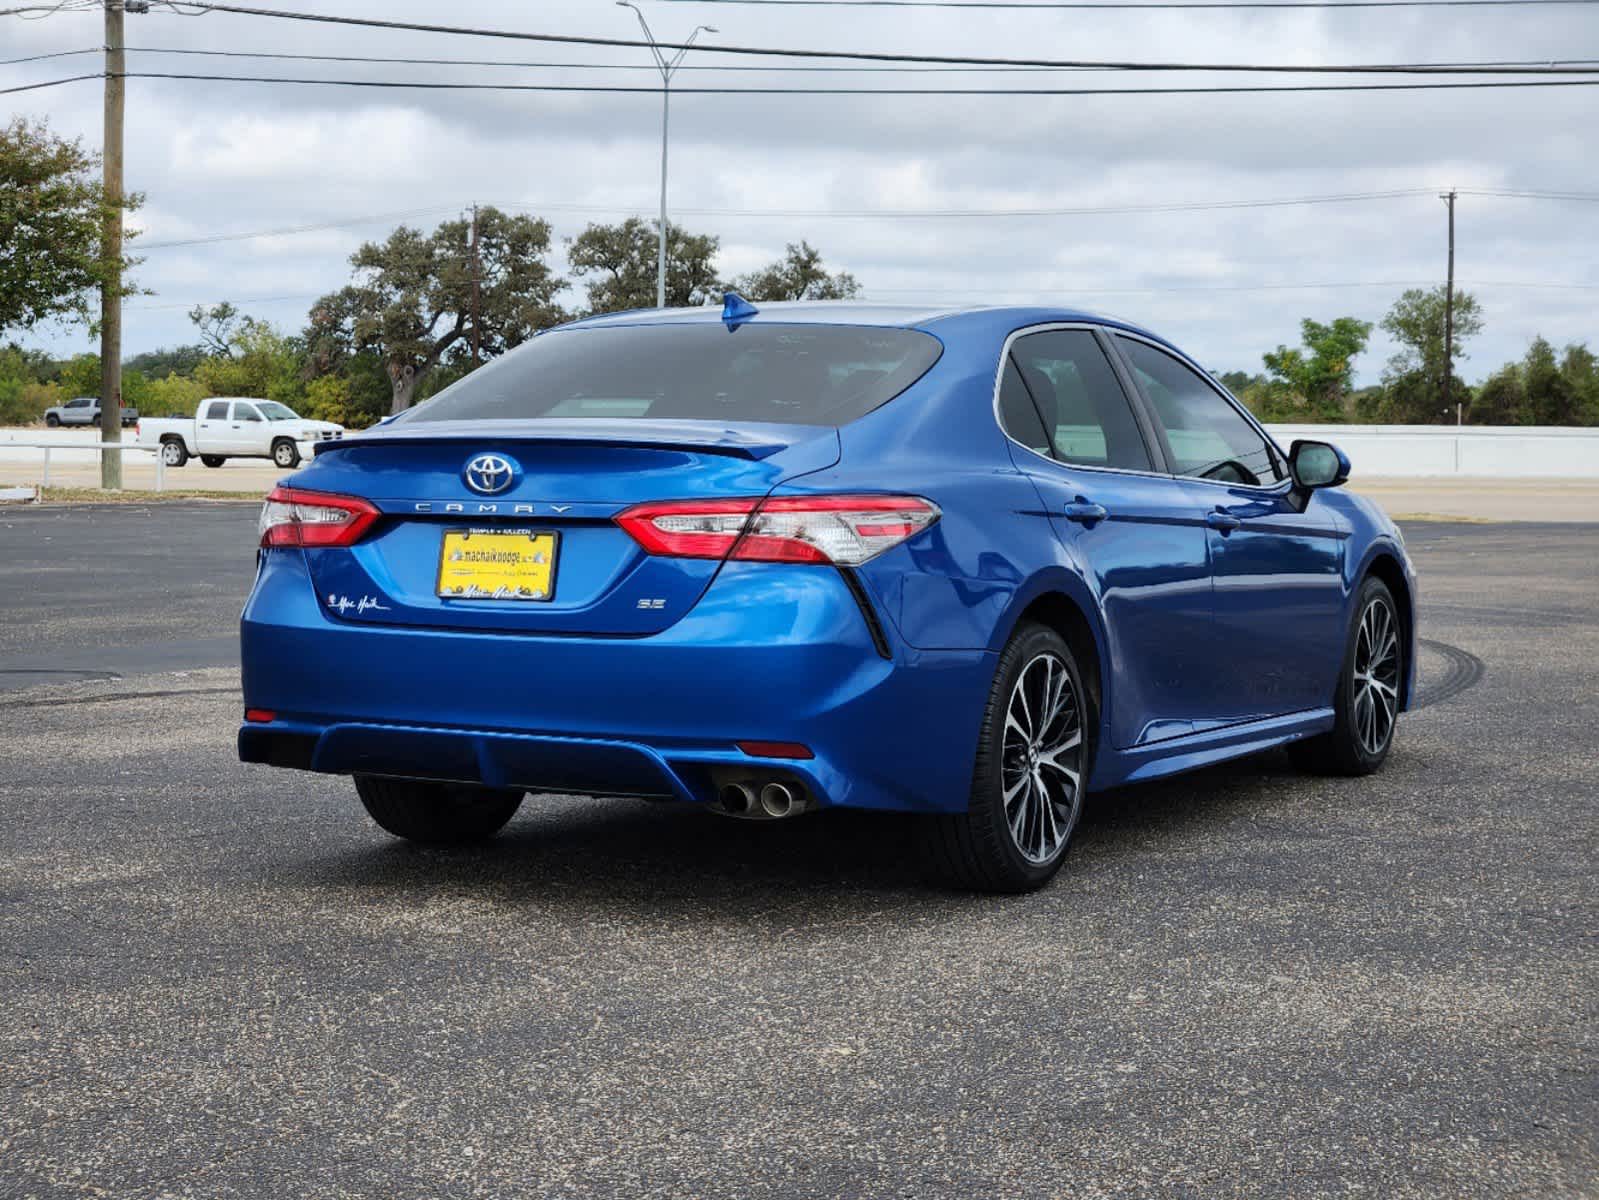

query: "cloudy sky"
left=6, top=0, right=1596, bottom=383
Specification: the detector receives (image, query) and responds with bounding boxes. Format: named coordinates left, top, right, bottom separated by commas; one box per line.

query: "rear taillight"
left=615, top=494, right=938, bottom=566
left=258, top=486, right=380, bottom=548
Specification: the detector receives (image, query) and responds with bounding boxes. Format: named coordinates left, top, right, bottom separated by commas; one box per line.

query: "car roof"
left=557, top=300, right=1178, bottom=352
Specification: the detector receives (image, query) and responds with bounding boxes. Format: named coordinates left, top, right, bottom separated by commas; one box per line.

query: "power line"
left=0, top=72, right=99, bottom=93
left=126, top=187, right=1596, bottom=253
left=101, top=72, right=1599, bottom=94
left=0, top=45, right=97, bottom=64
left=86, top=45, right=1599, bottom=74
left=657, top=0, right=1599, bottom=7
left=149, top=4, right=1599, bottom=74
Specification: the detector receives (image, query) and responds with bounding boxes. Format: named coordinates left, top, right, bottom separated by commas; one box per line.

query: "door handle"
left=1205, top=510, right=1242, bottom=535
left=1063, top=499, right=1109, bottom=526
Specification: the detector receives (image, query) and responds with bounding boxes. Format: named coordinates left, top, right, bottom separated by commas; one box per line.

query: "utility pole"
left=99, top=0, right=127, bottom=489
left=1441, top=188, right=1456, bottom=420
left=616, top=3, right=718, bottom=309
left=469, top=204, right=481, bottom=367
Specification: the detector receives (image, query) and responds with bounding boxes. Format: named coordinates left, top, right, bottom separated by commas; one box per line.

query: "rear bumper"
left=239, top=549, right=993, bottom=814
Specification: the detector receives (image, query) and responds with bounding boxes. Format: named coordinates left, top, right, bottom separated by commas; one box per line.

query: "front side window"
left=400, top=324, right=943, bottom=427
left=1006, top=330, right=1152, bottom=472
left=1116, top=337, right=1283, bottom=486
left=204, top=401, right=229, bottom=420
left=233, top=403, right=262, bottom=422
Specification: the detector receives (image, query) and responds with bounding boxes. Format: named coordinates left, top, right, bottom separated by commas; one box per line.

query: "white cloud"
left=4, top=0, right=1595, bottom=381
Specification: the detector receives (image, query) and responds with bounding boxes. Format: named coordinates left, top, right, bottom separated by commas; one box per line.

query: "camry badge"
left=463, top=453, right=517, bottom=496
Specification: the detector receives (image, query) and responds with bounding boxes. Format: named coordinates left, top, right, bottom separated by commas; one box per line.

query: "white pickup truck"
left=137, top=398, right=344, bottom=469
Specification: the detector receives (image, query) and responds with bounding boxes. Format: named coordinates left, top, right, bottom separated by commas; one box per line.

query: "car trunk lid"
left=292, top=420, right=840, bottom=637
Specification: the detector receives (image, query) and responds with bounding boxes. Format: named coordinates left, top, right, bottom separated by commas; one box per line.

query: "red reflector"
left=737, top=740, right=814, bottom=760
left=245, top=708, right=277, bottom=723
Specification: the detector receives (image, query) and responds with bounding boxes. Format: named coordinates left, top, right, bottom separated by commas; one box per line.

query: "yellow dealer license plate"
left=436, top=529, right=558, bottom=601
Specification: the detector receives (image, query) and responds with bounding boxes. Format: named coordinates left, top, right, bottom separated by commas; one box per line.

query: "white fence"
left=1265, top=424, right=1599, bottom=479
left=2, top=423, right=1597, bottom=482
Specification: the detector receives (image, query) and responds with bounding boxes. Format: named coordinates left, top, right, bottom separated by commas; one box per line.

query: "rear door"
left=196, top=399, right=231, bottom=453
left=226, top=401, right=266, bottom=454
left=1111, top=333, right=1348, bottom=725
left=997, top=325, right=1216, bottom=749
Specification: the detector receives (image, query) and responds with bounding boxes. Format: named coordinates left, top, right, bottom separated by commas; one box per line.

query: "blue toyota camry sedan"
left=239, top=297, right=1415, bottom=892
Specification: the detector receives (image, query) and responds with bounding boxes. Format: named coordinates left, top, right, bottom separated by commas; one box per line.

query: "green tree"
left=1560, top=343, right=1599, bottom=424
left=732, top=241, right=860, bottom=302
left=1471, top=364, right=1526, bottom=425
left=126, top=344, right=207, bottom=379
left=193, top=318, right=306, bottom=407
left=1261, top=317, right=1373, bottom=421
left=57, top=353, right=101, bottom=398
left=1379, top=286, right=1484, bottom=422
left=567, top=218, right=720, bottom=315
left=188, top=301, right=246, bottom=356
left=1521, top=337, right=1578, bottom=425
left=141, top=372, right=208, bottom=418
left=0, top=116, right=142, bottom=336
left=308, top=208, right=565, bottom=413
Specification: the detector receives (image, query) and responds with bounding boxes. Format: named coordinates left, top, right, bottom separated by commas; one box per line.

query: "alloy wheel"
left=1001, top=652, right=1083, bottom=864
left=1353, top=596, right=1400, bottom=756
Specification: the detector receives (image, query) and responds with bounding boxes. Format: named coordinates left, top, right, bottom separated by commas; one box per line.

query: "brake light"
left=614, top=495, right=938, bottom=566
left=258, top=486, right=381, bottom=548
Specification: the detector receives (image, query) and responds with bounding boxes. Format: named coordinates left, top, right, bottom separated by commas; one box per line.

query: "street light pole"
left=616, top=3, right=717, bottom=309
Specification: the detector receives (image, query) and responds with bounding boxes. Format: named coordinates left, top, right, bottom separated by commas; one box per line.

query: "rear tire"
left=918, top=622, right=1090, bottom=893
left=201, top=455, right=225, bottom=468
left=355, top=776, right=524, bottom=844
left=161, top=440, right=189, bottom=468
left=1290, top=576, right=1403, bottom=776
left=271, top=439, right=300, bottom=469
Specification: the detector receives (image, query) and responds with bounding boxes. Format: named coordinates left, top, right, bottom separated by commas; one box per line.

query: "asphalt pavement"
left=1, top=505, right=1595, bottom=1198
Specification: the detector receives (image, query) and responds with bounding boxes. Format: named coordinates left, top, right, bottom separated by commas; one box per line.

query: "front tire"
left=201, top=455, right=225, bottom=468
left=1290, top=577, right=1403, bottom=776
left=918, top=623, right=1090, bottom=892
left=271, top=439, right=300, bottom=469
left=45, top=414, right=60, bottom=428
left=355, top=776, right=524, bottom=844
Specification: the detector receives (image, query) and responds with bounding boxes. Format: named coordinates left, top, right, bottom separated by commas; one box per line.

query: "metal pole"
left=469, top=203, right=481, bottom=366
left=657, top=84, right=670, bottom=309
left=617, top=5, right=716, bottom=310
left=43, top=447, right=51, bottom=490
left=99, top=0, right=126, bottom=489
left=1441, top=189, right=1456, bottom=420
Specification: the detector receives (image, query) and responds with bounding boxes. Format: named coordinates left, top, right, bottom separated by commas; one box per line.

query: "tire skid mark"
left=0, top=685, right=237, bottom=712
left=1413, top=638, right=1486, bottom=710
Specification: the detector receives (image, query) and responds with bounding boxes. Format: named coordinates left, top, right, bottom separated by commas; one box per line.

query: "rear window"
left=398, top=324, right=943, bottom=427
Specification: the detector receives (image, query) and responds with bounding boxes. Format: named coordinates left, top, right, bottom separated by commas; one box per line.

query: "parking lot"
left=1, top=503, right=1594, bottom=1198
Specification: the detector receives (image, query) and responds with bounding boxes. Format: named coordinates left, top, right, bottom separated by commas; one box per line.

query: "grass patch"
left=35, top=486, right=261, bottom=503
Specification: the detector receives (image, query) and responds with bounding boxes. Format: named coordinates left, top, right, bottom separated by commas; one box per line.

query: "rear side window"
left=997, top=358, right=1052, bottom=456
left=401, top=324, right=943, bottom=427
left=1115, top=337, right=1284, bottom=486
left=205, top=401, right=229, bottom=420
left=1007, top=330, right=1153, bottom=472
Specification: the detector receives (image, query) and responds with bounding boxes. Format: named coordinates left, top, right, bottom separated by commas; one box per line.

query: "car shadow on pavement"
left=262, top=750, right=1302, bottom=910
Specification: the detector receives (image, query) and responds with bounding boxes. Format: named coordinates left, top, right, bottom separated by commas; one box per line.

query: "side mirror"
left=1289, top=439, right=1349, bottom=491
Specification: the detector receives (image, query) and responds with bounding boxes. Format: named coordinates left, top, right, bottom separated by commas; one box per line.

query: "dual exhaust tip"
left=715, top=780, right=806, bottom=820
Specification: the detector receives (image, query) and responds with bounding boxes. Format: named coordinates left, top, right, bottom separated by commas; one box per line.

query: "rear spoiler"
left=318, top=417, right=822, bottom=462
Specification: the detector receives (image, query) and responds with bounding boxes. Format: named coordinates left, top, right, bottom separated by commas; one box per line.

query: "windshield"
left=397, top=324, right=943, bottom=427
left=257, top=402, right=300, bottom=421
